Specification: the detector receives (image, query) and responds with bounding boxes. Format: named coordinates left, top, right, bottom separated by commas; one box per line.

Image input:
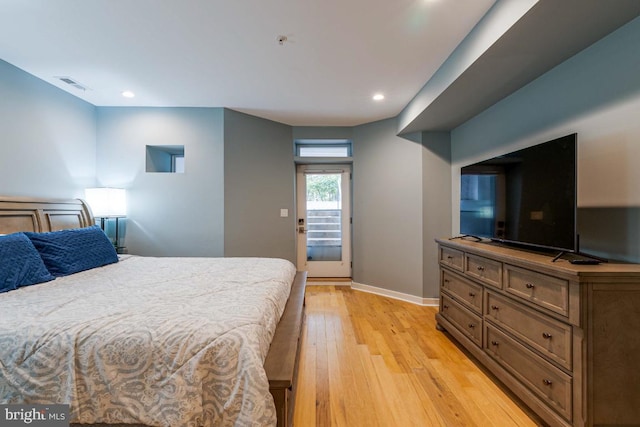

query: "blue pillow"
left=25, top=225, right=118, bottom=277
left=0, top=232, right=55, bottom=293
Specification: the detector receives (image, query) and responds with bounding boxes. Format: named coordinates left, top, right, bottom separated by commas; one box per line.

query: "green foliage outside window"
left=307, top=174, right=340, bottom=202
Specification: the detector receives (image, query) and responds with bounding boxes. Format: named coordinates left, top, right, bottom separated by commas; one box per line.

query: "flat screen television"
left=460, top=133, right=577, bottom=253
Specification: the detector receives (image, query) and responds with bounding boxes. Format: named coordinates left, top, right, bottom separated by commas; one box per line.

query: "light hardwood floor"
left=292, top=285, right=543, bottom=427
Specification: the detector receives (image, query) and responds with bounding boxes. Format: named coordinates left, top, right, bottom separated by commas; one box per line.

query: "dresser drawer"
left=465, top=253, right=502, bottom=289
left=485, top=291, right=572, bottom=371
left=440, top=246, right=464, bottom=272
left=441, top=294, right=482, bottom=347
left=485, top=324, right=572, bottom=421
left=504, top=264, right=569, bottom=317
left=441, top=270, right=483, bottom=314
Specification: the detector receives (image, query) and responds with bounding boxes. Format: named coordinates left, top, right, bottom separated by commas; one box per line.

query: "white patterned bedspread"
left=0, top=256, right=296, bottom=427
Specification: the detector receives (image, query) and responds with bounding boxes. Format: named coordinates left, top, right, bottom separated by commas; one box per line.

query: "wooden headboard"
left=0, top=196, right=94, bottom=234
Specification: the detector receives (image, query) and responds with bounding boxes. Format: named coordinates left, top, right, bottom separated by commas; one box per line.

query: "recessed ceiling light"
left=122, top=90, right=135, bottom=98
left=373, top=93, right=385, bottom=101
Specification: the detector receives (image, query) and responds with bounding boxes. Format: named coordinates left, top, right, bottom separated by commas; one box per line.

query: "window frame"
left=294, top=139, right=353, bottom=161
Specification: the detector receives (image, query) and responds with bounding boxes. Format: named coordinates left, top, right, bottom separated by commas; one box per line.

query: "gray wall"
left=293, top=126, right=354, bottom=141
left=397, top=0, right=537, bottom=133
left=422, top=132, right=452, bottom=297
left=224, top=109, right=296, bottom=263
left=294, top=123, right=444, bottom=298
left=450, top=16, right=640, bottom=262
left=96, top=107, right=225, bottom=257
left=0, top=60, right=96, bottom=198
left=352, top=118, right=423, bottom=296
left=5, top=15, right=640, bottom=297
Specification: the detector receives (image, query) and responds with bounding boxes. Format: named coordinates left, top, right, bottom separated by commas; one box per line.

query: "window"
left=295, top=139, right=352, bottom=159
left=146, top=145, right=185, bottom=173
left=172, top=154, right=185, bottom=173
left=299, top=146, right=350, bottom=157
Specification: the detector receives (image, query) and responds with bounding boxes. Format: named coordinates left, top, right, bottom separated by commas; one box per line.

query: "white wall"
left=0, top=60, right=96, bottom=198
left=96, top=107, right=224, bottom=257
left=451, top=16, right=640, bottom=262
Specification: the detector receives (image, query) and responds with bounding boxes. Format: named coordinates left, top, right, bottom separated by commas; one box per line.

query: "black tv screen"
left=460, top=133, right=577, bottom=252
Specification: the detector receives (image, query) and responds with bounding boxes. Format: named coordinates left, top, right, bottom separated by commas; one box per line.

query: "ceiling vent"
left=55, top=76, right=89, bottom=91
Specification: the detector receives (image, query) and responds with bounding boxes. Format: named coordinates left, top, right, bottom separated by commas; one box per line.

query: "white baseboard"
left=350, top=281, right=439, bottom=307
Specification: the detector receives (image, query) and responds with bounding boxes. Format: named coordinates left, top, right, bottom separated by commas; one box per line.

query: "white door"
left=296, top=165, right=351, bottom=278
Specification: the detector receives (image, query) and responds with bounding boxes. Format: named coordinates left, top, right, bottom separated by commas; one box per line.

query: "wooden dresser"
left=435, top=238, right=640, bottom=427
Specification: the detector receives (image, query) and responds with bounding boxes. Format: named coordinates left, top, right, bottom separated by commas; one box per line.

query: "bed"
left=0, top=196, right=306, bottom=427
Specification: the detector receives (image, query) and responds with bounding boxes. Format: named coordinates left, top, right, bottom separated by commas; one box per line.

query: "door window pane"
left=306, top=173, right=342, bottom=262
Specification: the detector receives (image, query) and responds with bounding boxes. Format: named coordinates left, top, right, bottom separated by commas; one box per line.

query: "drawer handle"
left=525, top=283, right=535, bottom=289
left=468, top=292, right=476, bottom=297
left=491, top=305, right=500, bottom=310
left=477, top=266, right=485, bottom=272
left=447, top=255, right=453, bottom=260
left=443, top=305, right=449, bottom=309
left=444, top=279, right=450, bottom=284
left=491, top=340, right=499, bottom=346
left=468, top=323, right=476, bottom=329
left=542, top=332, right=553, bottom=340
left=542, top=379, right=553, bottom=386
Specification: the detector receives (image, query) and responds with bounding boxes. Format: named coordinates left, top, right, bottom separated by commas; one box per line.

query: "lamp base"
left=97, top=217, right=126, bottom=253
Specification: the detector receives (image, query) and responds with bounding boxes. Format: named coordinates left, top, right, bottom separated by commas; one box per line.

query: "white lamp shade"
left=85, top=188, right=127, bottom=217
